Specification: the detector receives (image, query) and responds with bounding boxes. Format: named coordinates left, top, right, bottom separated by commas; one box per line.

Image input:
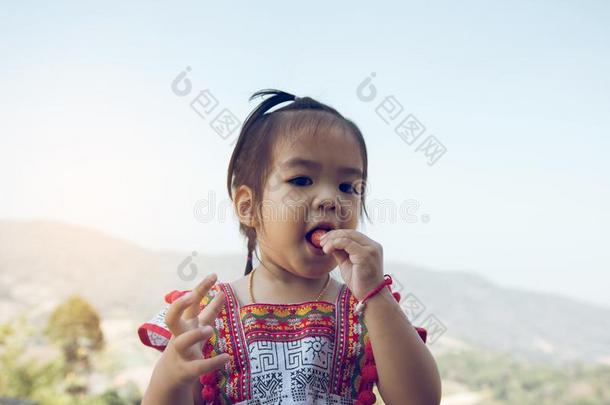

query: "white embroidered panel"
left=234, top=336, right=354, bottom=405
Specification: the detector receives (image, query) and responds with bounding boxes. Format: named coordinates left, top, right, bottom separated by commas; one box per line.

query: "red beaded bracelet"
left=354, top=274, right=393, bottom=315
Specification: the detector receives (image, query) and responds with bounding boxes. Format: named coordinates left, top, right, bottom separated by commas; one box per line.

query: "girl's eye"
left=288, top=177, right=312, bottom=186
left=288, top=178, right=361, bottom=194
left=340, top=183, right=356, bottom=194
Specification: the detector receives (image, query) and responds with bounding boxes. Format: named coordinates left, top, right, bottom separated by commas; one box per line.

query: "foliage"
left=0, top=300, right=141, bottom=405
left=44, top=295, right=105, bottom=370
left=438, top=349, right=610, bottom=404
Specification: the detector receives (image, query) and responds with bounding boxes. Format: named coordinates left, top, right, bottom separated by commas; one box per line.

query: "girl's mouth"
left=305, top=227, right=330, bottom=256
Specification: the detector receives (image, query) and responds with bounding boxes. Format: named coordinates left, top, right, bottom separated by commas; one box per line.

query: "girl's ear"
left=235, top=185, right=258, bottom=228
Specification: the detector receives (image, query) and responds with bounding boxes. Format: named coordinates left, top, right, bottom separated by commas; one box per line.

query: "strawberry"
left=310, top=228, right=328, bottom=249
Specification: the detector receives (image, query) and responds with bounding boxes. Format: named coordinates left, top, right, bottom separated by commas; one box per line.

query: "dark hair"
left=227, top=89, right=371, bottom=275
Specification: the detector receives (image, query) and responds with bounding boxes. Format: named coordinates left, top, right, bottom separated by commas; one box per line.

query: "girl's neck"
left=250, top=262, right=334, bottom=303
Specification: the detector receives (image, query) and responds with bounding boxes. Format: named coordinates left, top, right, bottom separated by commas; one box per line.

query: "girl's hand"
left=154, top=273, right=230, bottom=389
left=319, top=229, right=385, bottom=301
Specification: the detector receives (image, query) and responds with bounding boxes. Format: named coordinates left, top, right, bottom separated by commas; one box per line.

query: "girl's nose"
left=318, top=197, right=336, bottom=211
left=313, top=185, right=342, bottom=213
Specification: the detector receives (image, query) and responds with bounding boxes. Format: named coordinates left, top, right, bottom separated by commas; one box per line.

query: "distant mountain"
left=388, top=264, right=610, bottom=366
left=0, top=219, right=244, bottom=320
left=1, top=219, right=609, bottom=367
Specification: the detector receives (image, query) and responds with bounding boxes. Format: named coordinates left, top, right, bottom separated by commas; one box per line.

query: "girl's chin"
left=297, top=269, right=334, bottom=280
left=301, top=250, right=335, bottom=274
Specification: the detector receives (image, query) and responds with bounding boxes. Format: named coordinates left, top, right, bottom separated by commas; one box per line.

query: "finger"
left=173, top=325, right=215, bottom=355
left=329, top=245, right=350, bottom=267
left=187, top=352, right=231, bottom=376
left=321, top=229, right=373, bottom=247
left=165, top=291, right=196, bottom=336
left=198, top=290, right=226, bottom=326
left=322, top=235, right=368, bottom=258
left=184, top=273, right=218, bottom=319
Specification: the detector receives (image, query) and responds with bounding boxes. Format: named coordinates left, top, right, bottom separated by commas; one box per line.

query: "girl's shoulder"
left=136, top=277, right=427, bottom=353
left=136, top=283, right=224, bottom=352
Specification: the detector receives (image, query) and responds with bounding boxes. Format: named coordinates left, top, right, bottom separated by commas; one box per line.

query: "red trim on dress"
left=354, top=289, right=428, bottom=405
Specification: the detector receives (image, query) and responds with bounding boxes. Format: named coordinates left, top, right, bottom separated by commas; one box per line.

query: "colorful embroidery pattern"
left=137, top=280, right=426, bottom=404
left=203, top=282, right=369, bottom=404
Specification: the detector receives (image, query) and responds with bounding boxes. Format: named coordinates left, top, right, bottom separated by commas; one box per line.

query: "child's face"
left=256, top=127, right=364, bottom=279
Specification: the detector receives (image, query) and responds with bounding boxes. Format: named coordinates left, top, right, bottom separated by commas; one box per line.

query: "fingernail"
left=200, top=325, right=212, bottom=334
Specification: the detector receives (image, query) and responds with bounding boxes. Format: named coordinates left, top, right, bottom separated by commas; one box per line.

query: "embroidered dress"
left=138, top=281, right=427, bottom=404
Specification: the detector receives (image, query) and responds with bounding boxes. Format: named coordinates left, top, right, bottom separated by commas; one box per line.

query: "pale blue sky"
left=1, top=1, right=609, bottom=307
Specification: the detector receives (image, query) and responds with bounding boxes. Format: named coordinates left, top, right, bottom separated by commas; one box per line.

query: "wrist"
left=355, top=274, right=386, bottom=301
left=354, top=274, right=393, bottom=314
left=363, top=287, right=403, bottom=320
left=365, top=286, right=395, bottom=308
left=145, top=369, right=194, bottom=405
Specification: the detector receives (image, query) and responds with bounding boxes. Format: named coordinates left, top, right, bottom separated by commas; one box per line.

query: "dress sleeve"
left=355, top=288, right=428, bottom=404
left=137, top=287, right=218, bottom=352
left=414, top=326, right=427, bottom=343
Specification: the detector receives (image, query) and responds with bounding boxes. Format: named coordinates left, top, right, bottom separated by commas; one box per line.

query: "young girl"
left=138, top=89, right=441, bottom=405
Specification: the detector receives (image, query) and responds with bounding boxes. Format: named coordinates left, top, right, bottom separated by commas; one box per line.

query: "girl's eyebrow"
left=282, top=157, right=363, bottom=176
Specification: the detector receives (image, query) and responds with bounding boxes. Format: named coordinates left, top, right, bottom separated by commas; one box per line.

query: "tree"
left=45, top=295, right=104, bottom=375
left=1, top=308, right=142, bottom=405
